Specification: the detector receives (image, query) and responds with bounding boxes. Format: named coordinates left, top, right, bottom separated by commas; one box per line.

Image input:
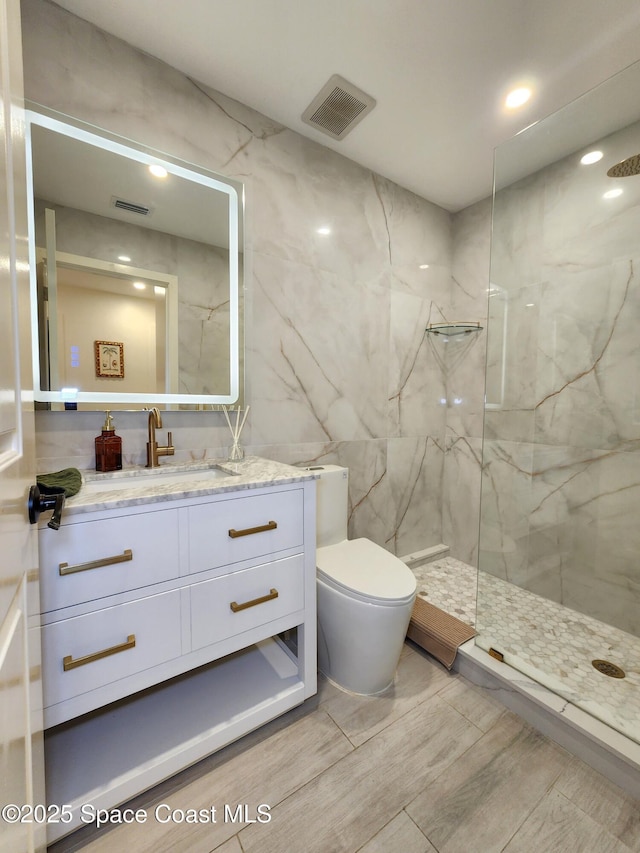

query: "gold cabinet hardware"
left=59, top=548, right=133, bottom=576
left=228, top=520, right=277, bottom=539
left=63, top=634, right=136, bottom=671
left=230, top=588, right=279, bottom=613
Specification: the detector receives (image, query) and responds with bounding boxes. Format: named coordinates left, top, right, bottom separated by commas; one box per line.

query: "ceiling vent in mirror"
left=111, top=196, right=153, bottom=216
left=302, top=74, right=376, bottom=140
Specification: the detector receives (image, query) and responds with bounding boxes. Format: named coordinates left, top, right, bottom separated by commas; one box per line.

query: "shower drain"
left=592, top=659, right=625, bottom=679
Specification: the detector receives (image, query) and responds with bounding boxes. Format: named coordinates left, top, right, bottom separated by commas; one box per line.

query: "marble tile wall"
left=22, top=0, right=489, bottom=560
left=480, top=114, right=640, bottom=637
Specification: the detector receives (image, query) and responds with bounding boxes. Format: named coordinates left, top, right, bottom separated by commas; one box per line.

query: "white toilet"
left=314, top=465, right=417, bottom=695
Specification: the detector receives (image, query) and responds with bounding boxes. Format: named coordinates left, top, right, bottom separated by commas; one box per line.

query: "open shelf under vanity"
left=45, top=638, right=305, bottom=841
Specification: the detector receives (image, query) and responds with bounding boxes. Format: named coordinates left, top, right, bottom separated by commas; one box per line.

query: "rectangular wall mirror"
left=25, top=104, right=244, bottom=410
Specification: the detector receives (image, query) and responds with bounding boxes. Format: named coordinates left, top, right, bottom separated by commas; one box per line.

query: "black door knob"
left=28, top=484, right=65, bottom=530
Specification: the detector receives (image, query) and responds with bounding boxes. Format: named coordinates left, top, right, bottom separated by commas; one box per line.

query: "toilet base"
left=319, top=668, right=395, bottom=697
left=316, top=578, right=415, bottom=696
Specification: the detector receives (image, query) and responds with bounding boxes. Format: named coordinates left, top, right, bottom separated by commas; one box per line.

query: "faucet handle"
left=167, top=431, right=172, bottom=445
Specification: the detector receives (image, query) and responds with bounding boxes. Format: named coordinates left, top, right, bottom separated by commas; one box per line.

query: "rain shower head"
left=607, top=153, right=640, bottom=177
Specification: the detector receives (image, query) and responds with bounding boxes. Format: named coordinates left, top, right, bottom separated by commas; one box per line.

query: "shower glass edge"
left=476, top=58, right=640, bottom=746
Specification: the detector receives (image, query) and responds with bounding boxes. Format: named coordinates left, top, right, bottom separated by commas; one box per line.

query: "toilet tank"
left=312, top=465, right=349, bottom=547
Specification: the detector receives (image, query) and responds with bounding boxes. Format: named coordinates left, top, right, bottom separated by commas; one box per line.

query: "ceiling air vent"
left=111, top=196, right=153, bottom=216
left=302, top=74, right=376, bottom=141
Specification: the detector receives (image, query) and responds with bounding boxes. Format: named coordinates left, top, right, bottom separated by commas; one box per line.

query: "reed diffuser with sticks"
left=222, top=405, right=249, bottom=461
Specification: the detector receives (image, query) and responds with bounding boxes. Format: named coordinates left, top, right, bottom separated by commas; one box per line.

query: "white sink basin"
left=82, top=465, right=234, bottom=493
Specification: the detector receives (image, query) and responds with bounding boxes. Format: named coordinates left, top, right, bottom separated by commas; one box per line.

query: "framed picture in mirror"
left=95, top=340, right=124, bottom=378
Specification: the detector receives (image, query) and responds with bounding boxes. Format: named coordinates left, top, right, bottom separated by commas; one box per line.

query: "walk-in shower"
left=477, top=59, right=640, bottom=747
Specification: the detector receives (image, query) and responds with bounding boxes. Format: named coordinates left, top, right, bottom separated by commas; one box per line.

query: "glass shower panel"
left=477, top=60, right=640, bottom=744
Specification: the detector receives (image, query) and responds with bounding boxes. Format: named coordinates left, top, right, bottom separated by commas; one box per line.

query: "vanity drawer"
left=41, top=589, right=182, bottom=710
left=38, top=509, right=180, bottom=612
left=190, top=554, right=304, bottom=650
left=188, top=488, right=304, bottom=574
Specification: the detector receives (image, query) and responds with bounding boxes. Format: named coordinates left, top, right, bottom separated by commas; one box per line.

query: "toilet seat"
left=316, top=538, right=416, bottom=606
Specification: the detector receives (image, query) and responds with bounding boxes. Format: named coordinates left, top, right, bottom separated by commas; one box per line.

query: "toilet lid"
left=316, top=538, right=417, bottom=603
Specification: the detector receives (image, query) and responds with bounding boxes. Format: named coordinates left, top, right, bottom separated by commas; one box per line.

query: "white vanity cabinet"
left=36, top=467, right=317, bottom=843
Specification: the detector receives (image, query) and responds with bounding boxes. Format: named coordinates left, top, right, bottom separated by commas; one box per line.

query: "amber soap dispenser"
left=95, top=410, right=122, bottom=472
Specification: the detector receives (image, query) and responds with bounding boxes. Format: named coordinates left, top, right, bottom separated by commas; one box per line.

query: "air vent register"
left=302, top=74, right=376, bottom=141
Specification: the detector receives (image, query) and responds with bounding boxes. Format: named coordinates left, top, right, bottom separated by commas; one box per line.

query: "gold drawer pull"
left=230, top=588, right=279, bottom=613
left=59, top=549, right=133, bottom=576
left=63, top=634, right=136, bottom=671
left=228, top=520, right=277, bottom=539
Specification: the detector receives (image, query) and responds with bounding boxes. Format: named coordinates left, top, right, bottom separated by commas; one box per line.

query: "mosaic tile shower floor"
left=412, top=557, right=640, bottom=745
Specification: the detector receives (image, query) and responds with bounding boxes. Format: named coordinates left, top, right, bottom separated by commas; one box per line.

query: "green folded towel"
left=36, top=468, right=82, bottom=497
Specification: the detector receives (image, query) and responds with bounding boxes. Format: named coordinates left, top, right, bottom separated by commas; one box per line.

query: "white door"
left=0, top=0, right=45, bottom=851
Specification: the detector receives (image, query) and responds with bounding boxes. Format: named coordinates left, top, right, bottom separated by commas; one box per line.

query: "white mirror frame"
left=25, top=108, right=240, bottom=406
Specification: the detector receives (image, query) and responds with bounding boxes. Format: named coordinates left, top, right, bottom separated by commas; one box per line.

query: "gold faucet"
left=146, top=407, right=175, bottom=467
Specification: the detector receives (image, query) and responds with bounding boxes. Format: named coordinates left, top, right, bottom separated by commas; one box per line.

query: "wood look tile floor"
left=50, top=642, right=640, bottom=853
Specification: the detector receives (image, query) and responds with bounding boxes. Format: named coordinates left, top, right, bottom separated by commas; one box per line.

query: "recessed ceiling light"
left=117, top=254, right=131, bottom=262
left=316, top=226, right=331, bottom=235
left=419, top=264, right=430, bottom=269
left=580, top=150, right=603, bottom=165
left=149, top=164, right=168, bottom=178
left=133, top=281, right=146, bottom=290
left=603, top=188, right=623, bottom=199
left=525, top=303, right=535, bottom=308
left=505, top=87, right=532, bottom=109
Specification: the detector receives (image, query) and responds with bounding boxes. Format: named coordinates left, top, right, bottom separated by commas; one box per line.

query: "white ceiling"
left=50, top=0, right=640, bottom=212
left=30, top=119, right=233, bottom=247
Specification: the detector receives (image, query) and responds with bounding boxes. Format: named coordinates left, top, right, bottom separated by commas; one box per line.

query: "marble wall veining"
left=479, top=112, right=640, bottom=637
left=22, top=0, right=489, bottom=560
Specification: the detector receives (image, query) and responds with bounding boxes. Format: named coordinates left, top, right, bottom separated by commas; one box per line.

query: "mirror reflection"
left=26, top=107, right=243, bottom=409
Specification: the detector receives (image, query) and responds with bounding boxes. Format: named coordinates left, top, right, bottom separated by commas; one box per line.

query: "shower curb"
left=455, top=641, right=640, bottom=799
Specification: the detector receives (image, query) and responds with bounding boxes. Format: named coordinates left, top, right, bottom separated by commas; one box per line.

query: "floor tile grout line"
left=351, top=808, right=403, bottom=853
left=500, top=766, right=569, bottom=850
left=321, top=682, right=454, bottom=750
left=233, top=709, right=373, bottom=849
left=405, top=711, right=572, bottom=853
left=349, top=807, right=436, bottom=853
left=548, top=783, right=637, bottom=851
left=403, top=807, right=440, bottom=853
left=222, top=705, right=359, bottom=836
left=316, top=650, right=457, bottom=749
left=238, top=687, right=488, bottom=853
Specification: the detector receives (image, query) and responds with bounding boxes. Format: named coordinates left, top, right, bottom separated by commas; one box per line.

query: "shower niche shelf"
left=425, top=322, right=483, bottom=338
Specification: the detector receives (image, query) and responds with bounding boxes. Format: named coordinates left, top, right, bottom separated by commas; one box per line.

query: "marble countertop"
left=58, top=456, right=317, bottom=516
